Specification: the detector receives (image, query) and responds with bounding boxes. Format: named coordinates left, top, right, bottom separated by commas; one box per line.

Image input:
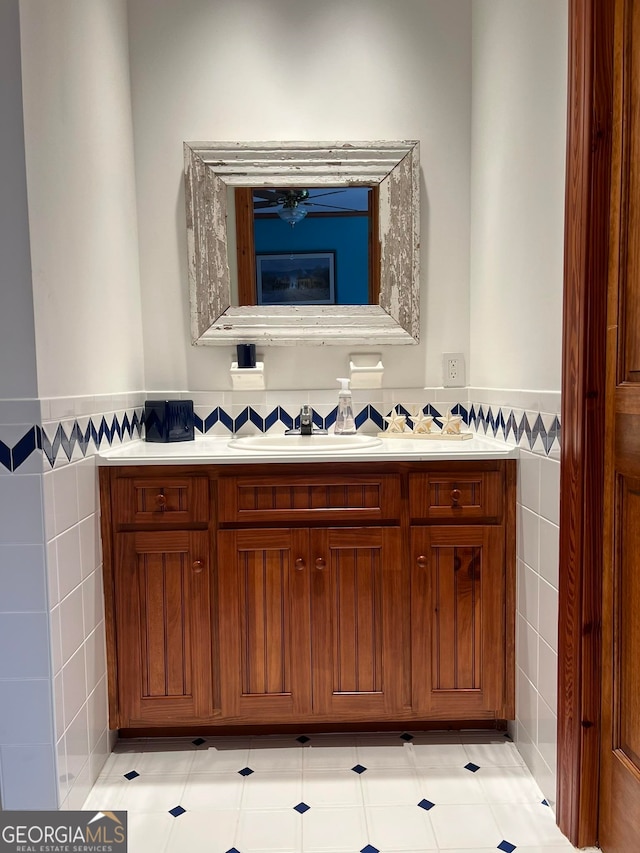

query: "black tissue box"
left=144, top=400, right=194, bottom=442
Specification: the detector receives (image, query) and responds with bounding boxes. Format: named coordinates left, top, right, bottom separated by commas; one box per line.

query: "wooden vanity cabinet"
left=100, top=468, right=216, bottom=728
left=100, top=459, right=515, bottom=731
left=216, top=471, right=404, bottom=723
left=409, top=465, right=516, bottom=720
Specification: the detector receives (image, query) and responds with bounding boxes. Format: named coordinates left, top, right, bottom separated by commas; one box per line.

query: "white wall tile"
left=538, top=636, right=558, bottom=712
left=78, top=514, right=99, bottom=578
left=42, top=471, right=55, bottom=540
left=516, top=614, right=538, bottom=687
left=61, top=646, right=87, bottom=729
left=0, top=544, right=47, bottom=611
left=516, top=668, right=538, bottom=745
left=518, top=450, right=541, bottom=513
left=53, top=670, right=65, bottom=741
left=0, top=743, right=58, bottom=809
left=518, top=505, right=540, bottom=571
left=76, top=457, right=97, bottom=520
left=46, top=539, right=59, bottom=606
left=87, top=675, right=108, bottom=755
left=0, top=612, right=51, bottom=678
left=538, top=578, right=559, bottom=652
left=59, top=584, right=85, bottom=664
left=56, top=734, right=69, bottom=806
left=539, top=517, right=559, bottom=587
left=0, top=678, right=54, bottom=744
left=65, top=703, right=90, bottom=788
left=50, top=603, right=63, bottom=675
left=85, top=622, right=106, bottom=696
left=52, top=464, right=79, bottom=534
left=82, top=570, right=103, bottom=637
left=540, top=456, right=560, bottom=524
left=0, top=474, right=44, bottom=544
left=517, top=559, right=539, bottom=631
left=537, top=694, right=558, bottom=773
left=56, top=524, right=82, bottom=601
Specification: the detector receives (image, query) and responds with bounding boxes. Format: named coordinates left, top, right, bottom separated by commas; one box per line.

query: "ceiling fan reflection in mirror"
left=252, top=187, right=370, bottom=226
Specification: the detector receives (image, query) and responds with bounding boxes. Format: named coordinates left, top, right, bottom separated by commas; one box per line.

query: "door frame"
left=557, top=0, right=615, bottom=846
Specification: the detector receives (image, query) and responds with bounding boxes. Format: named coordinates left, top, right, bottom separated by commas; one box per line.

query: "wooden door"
left=599, top=2, right=640, bottom=849
left=217, top=528, right=312, bottom=721
left=309, top=527, right=404, bottom=718
left=411, top=526, right=506, bottom=717
left=114, top=530, right=213, bottom=726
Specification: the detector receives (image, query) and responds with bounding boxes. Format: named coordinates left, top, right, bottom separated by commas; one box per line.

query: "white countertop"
left=97, top=433, right=518, bottom=465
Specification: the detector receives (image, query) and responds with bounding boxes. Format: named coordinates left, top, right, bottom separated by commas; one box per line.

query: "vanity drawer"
left=112, top=475, right=209, bottom=527
left=218, top=474, right=401, bottom=526
left=409, top=471, right=503, bottom=523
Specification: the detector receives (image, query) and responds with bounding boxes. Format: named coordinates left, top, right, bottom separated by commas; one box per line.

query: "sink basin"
left=229, top=434, right=383, bottom=453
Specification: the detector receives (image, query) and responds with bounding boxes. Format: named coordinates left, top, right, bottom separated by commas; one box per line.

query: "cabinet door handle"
left=315, top=557, right=326, bottom=571
left=294, top=557, right=306, bottom=571
left=192, top=560, right=204, bottom=573
left=416, top=555, right=427, bottom=568
left=156, top=493, right=167, bottom=510
left=450, top=488, right=462, bottom=506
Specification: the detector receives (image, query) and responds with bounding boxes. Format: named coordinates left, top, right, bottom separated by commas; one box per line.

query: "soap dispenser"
left=334, top=378, right=356, bottom=434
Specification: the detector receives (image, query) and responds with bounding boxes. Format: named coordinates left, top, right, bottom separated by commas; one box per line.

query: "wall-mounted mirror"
left=184, top=141, right=420, bottom=346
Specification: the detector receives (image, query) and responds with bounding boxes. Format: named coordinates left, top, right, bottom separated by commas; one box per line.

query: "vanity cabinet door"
left=217, top=528, right=312, bottom=721
left=113, top=530, right=214, bottom=727
left=411, top=526, right=507, bottom=718
left=310, top=527, right=404, bottom=718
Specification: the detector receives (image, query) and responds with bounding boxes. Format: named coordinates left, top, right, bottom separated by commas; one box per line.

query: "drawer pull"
left=450, top=488, right=462, bottom=506
left=156, top=493, right=167, bottom=510
left=295, top=557, right=306, bottom=572
left=315, top=557, right=327, bottom=571
left=416, top=555, right=427, bottom=568
left=192, top=560, right=204, bottom=573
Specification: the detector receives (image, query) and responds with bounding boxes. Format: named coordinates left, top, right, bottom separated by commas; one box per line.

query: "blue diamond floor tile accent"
left=542, top=798, right=550, bottom=806
left=123, top=771, right=139, bottom=780
left=296, top=735, right=310, bottom=743
left=168, top=806, right=186, bottom=817
left=238, top=767, right=254, bottom=776
left=464, top=762, right=481, bottom=772
left=497, top=842, right=516, bottom=853
left=351, top=764, right=367, bottom=774
left=225, top=849, right=241, bottom=853
left=361, top=846, right=380, bottom=853
left=192, top=738, right=206, bottom=746
left=293, top=802, right=310, bottom=814
left=399, top=732, right=413, bottom=741
left=417, top=798, right=435, bottom=810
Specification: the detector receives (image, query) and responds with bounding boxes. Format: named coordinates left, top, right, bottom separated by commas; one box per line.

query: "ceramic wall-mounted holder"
left=230, top=361, right=265, bottom=390
left=349, top=353, right=384, bottom=389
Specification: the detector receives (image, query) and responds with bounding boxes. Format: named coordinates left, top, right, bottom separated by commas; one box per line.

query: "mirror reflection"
left=232, top=186, right=379, bottom=307
left=184, top=140, right=420, bottom=346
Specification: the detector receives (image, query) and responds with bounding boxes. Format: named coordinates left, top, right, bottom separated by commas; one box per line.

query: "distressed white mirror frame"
left=184, top=140, right=420, bottom=346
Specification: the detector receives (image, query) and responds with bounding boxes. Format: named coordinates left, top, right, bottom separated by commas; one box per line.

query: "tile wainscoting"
left=0, top=387, right=560, bottom=812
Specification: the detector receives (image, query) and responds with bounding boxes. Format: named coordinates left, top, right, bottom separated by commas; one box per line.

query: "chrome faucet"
left=284, top=405, right=327, bottom=436
left=299, top=404, right=313, bottom=435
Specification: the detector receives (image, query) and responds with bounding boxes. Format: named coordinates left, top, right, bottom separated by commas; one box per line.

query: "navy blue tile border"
left=1, top=400, right=561, bottom=472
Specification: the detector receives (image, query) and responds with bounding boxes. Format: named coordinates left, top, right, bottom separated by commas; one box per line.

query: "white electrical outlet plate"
left=442, top=352, right=466, bottom=387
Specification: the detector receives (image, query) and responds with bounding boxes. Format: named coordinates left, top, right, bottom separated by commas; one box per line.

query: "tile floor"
left=83, top=731, right=595, bottom=853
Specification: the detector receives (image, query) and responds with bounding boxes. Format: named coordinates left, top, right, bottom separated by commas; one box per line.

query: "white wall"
left=17, top=0, right=146, bottom=808
left=126, top=0, right=472, bottom=391
left=19, top=0, right=145, bottom=399
left=470, top=0, right=567, bottom=392
left=469, top=0, right=568, bottom=809
left=0, top=0, right=37, bottom=400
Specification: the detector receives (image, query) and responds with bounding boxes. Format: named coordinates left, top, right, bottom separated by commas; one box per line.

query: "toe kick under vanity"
left=97, top=436, right=517, bottom=735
